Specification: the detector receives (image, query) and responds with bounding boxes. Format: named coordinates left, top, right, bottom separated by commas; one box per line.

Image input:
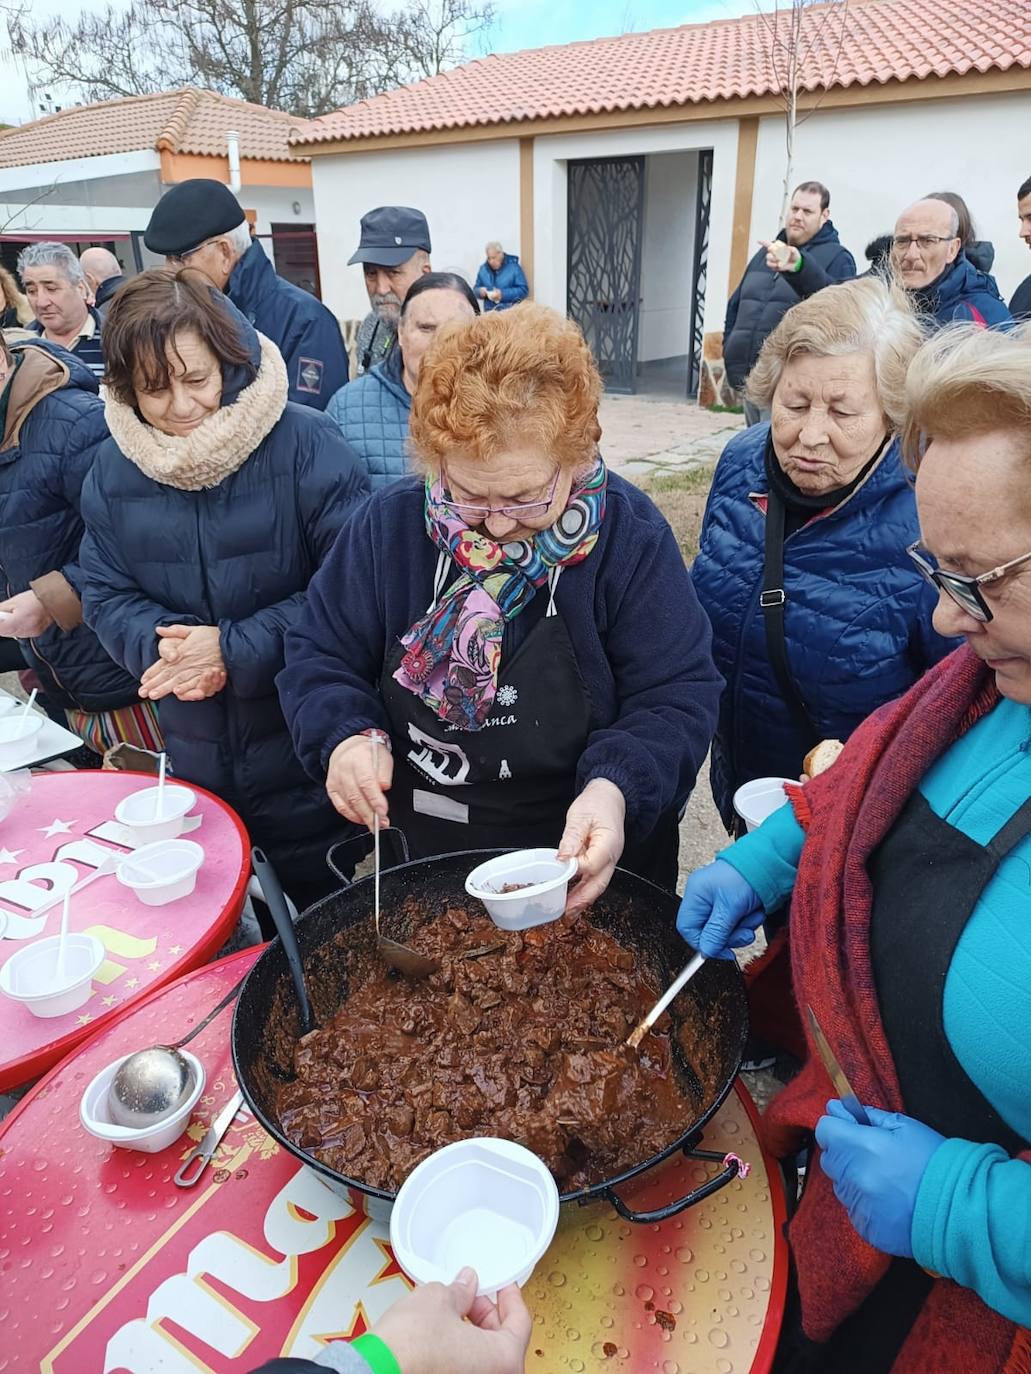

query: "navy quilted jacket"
left=917, top=252, right=1012, bottom=328
left=691, top=424, right=956, bottom=828
left=79, top=322, right=370, bottom=873
left=325, top=346, right=410, bottom=491
left=722, top=223, right=856, bottom=389
left=0, top=339, right=139, bottom=711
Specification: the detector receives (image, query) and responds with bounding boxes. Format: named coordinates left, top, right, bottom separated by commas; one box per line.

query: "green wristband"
left=792, top=251, right=804, bottom=273
left=351, top=1333, right=403, bottom=1374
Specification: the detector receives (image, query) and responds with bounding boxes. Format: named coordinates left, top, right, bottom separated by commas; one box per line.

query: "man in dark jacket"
left=723, top=181, right=855, bottom=423
left=18, top=242, right=105, bottom=379
left=79, top=247, right=126, bottom=319
left=0, top=336, right=140, bottom=720
left=144, top=179, right=348, bottom=408
left=1011, top=175, right=1031, bottom=320
left=350, top=206, right=432, bottom=373
left=891, top=198, right=1012, bottom=328
left=474, top=241, right=529, bottom=311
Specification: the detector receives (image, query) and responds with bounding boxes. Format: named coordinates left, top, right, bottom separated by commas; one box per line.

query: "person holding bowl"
left=691, top=276, right=956, bottom=832
left=279, top=303, right=722, bottom=906
left=679, top=322, right=1031, bottom=1369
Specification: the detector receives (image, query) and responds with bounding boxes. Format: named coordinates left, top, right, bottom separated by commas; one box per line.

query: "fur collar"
left=103, top=333, right=288, bottom=491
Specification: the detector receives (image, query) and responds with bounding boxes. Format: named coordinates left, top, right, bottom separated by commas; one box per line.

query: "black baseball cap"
left=348, top=206, right=431, bottom=267
left=144, top=180, right=245, bottom=256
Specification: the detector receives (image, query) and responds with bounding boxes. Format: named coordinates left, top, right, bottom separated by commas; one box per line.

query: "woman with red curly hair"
left=278, top=303, right=721, bottom=902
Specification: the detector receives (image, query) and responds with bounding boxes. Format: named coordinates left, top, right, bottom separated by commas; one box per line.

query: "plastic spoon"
left=626, top=952, right=706, bottom=1050
left=18, top=688, right=37, bottom=729
left=153, top=752, right=167, bottom=821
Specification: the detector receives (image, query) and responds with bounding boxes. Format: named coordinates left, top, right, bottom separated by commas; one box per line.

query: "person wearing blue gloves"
left=679, top=322, right=1031, bottom=1373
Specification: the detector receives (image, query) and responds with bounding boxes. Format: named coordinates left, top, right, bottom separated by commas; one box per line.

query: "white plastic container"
left=0, top=932, right=105, bottom=1018
left=390, top=1137, right=560, bottom=1296
left=0, top=695, right=21, bottom=717
left=117, top=839, right=205, bottom=906
left=0, top=713, right=45, bottom=768
left=114, top=783, right=196, bottom=845
left=732, top=776, right=795, bottom=833
left=465, top=849, right=578, bottom=931
left=79, top=1051, right=206, bottom=1153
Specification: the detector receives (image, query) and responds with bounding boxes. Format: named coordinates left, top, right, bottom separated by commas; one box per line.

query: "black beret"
left=144, top=180, right=246, bottom=256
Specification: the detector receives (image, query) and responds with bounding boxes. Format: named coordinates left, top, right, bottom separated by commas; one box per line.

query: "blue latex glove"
left=816, top=1099, right=945, bottom=1258
left=676, top=859, right=765, bottom=960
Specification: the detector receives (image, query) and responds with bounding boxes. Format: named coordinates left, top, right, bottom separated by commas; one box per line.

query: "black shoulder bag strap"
left=761, top=485, right=820, bottom=748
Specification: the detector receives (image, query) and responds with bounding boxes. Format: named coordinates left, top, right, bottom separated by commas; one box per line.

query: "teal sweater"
left=724, top=697, right=1031, bottom=1326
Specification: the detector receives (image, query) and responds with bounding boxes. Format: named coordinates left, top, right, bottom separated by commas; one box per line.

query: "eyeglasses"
left=439, top=468, right=561, bottom=522
left=907, top=541, right=1031, bottom=623
left=167, top=237, right=221, bottom=265
left=891, top=234, right=959, bottom=253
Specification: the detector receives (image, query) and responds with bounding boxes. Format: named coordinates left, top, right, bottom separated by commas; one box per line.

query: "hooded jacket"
left=473, top=253, right=529, bottom=310
left=0, top=338, right=139, bottom=712
left=227, top=241, right=349, bottom=410
left=79, top=310, right=370, bottom=875
left=325, top=345, right=411, bottom=491
left=722, top=222, right=856, bottom=389
left=691, top=422, right=956, bottom=828
left=915, top=252, right=1012, bottom=327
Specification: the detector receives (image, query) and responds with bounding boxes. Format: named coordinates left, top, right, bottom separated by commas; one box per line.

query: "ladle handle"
left=250, top=847, right=314, bottom=1035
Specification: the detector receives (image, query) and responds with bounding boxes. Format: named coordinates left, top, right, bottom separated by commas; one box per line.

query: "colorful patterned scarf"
left=394, top=459, right=607, bottom=730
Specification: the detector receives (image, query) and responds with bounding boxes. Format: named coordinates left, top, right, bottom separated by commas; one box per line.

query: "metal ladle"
left=108, top=974, right=247, bottom=1128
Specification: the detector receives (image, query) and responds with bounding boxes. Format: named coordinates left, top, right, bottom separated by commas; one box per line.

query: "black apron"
left=779, top=788, right=1031, bottom=1371
left=380, top=558, right=679, bottom=886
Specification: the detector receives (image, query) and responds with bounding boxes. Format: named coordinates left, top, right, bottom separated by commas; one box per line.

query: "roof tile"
left=290, top=0, right=1030, bottom=146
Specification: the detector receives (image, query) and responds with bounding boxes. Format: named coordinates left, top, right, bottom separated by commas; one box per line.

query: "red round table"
left=0, top=949, right=788, bottom=1373
left=0, top=770, right=249, bottom=1092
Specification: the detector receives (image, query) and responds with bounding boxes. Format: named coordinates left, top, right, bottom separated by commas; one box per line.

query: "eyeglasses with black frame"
left=906, top=541, right=1031, bottom=623
left=891, top=234, right=959, bottom=253
left=439, top=467, right=561, bottom=522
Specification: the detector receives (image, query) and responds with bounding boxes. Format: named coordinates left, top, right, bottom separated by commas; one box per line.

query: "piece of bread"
left=803, top=739, right=845, bottom=779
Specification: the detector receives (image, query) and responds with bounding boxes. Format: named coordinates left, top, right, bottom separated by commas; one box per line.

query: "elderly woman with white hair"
left=691, top=277, right=956, bottom=832
left=680, top=323, right=1031, bottom=1371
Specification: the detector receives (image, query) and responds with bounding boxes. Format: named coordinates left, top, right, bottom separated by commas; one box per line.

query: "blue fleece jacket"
left=277, top=471, right=722, bottom=845
left=723, top=696, right=1031, bottom=1326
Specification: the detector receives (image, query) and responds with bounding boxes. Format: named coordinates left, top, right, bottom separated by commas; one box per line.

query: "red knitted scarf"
left=761, top=645, right=1031, bottom=1372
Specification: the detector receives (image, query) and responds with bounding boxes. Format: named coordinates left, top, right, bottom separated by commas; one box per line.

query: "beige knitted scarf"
left=103, top=333, right=288, bottom=491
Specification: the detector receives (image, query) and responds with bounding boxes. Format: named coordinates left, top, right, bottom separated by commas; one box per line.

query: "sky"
left=0, top=0, right=759, bottom=125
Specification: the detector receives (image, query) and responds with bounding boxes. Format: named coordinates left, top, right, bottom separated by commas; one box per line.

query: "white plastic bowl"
left=80, top=1051, right=206, bottom=1153
left=390, top=1137, right=559, bottom=1296
left=0, top=932, right=105, bottom=1018
left=117, top=838, right=205, bottom=906
left=465, top=848, right=578, bottom=931
left=114, top=784, right=196, bottom=844
left=0, top=713, right=44, bottom=767
left=0, top=695, right=20, bottom=717
left=732, top=776, right=795, bottom=833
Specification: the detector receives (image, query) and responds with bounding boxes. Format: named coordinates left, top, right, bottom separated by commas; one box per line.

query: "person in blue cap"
left=144, top=179, right=349, bottom=409
left=350, top=206, right=432, bottom=374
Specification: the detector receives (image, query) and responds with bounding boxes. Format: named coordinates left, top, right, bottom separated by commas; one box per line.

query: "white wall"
left=532, top=118, right=741, bottom=336
left=638, top=151, right=698, bottom=362
left=243, top=184, right=315, bottom=237
left=752, top=90, right=1031, bottom=306
left=309, top=139, right=521, bottom=323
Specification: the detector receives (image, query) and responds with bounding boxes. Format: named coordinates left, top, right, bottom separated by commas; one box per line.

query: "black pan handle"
left=251, top=846, right=315, bottom=1035
left=326, top=827, right=411, bottom=884
left=599, top=1148, right=741, bottom=1224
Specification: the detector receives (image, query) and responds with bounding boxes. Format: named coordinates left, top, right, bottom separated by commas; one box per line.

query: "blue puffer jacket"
left=79, top=317, right=370, bottom=875
left=0, top=339, right=139, bottom=712
left=228, top=242, right=349, bottom=410
left=917, top=252, right=1012, bottom=328
left=473, top=253, right=529, bottom=310
left=723, top=223, right=855, bottom=389
left=325, top=345, right=410, bottom=490
left=691, top=424, right=956, bottom=828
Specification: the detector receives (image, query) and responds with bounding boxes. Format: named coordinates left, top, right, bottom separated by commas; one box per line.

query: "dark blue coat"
left=918, top=252, right=1012, bottom=328
left=79, top=326, right=370, bottom=874
left=691, top=424, right=956, bottom=828
left=228, top=242, right=348, bottom=410
left=723, top=223, right=855, bottom=389
left=474, top=253, right=529, bottom=310
left=0, top=339, right=138, bottom=712
left=278, top=471, right=723, bottom=849
left=325, top=345, right=411, bottom=491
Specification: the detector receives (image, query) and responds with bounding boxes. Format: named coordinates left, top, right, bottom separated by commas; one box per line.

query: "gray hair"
left=746, top=275, right=927, bottom=429
left=223, top=219, right=253, bottom=259
left=17, top=241, right=84, bottom=286
left=485, top=240, right=504, bottom=254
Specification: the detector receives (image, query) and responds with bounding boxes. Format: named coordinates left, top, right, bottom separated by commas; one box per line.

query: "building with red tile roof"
left=294, top=0, right=1030, bottom=399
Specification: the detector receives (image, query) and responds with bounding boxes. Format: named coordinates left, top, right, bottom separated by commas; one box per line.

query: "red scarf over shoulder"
left=762, top=645, right=1031, bottom=1372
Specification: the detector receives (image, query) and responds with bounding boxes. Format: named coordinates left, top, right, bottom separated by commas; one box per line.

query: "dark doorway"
left=566, top=156, right=645, bottom=394
left=269, top=224, right=321, bottom=298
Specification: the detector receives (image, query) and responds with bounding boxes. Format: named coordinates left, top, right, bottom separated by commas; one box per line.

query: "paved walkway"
left=599, top=392, right=744, bottom=479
